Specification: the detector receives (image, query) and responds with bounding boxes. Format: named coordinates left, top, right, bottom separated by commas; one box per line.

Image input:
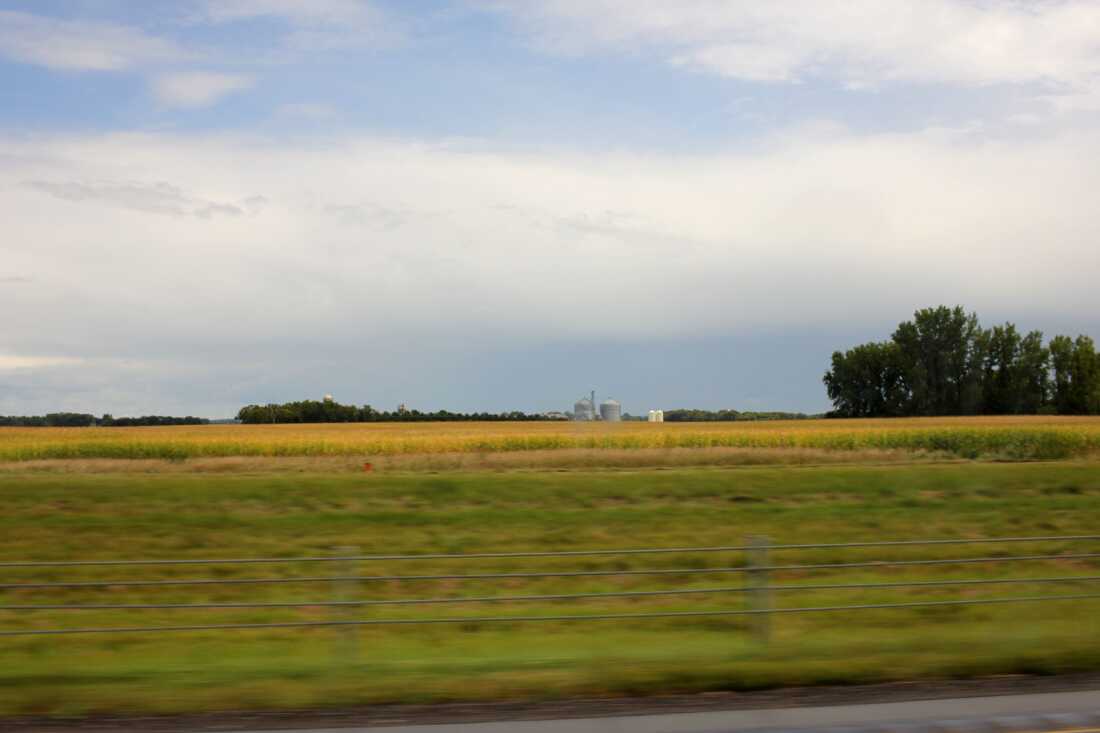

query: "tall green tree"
left=891, top=306, right=983, bottom=416
left=1016, top=330, right=1050, bottom=414
left=823, top=306, right=1087, bottom=417
left=823, top=341, right=908, bottom=417
left=978, top=325, right=1049, bottom=414
left=1051, top=335, right=1100, bottom=414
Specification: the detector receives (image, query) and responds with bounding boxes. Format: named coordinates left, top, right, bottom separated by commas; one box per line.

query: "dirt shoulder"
left=6, top=673, right=1100, bottom=732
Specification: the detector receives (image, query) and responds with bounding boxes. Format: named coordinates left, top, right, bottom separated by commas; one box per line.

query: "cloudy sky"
left=3, top=0, right=1100, bottom=417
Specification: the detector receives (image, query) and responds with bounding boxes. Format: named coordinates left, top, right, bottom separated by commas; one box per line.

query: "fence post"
left=747, top=535, right=771, bottom=645
left=331, top=545, right=359, bottom=666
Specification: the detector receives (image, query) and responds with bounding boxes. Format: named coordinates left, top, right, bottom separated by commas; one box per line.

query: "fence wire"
left=3, top=575, right=1099, bottom=611
left=2, top=535, right=1097, bottom=568
left=4, top=552, right=1098, bottom=590
left=2, top=535, right=1098, bottom=638
left=3, top=593, right=1099, bottom=637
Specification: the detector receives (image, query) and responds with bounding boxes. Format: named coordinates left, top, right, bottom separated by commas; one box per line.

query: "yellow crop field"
left=4, top=415, right=1100, bottom=461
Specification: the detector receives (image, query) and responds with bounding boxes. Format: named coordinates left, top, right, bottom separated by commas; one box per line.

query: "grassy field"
left=1, top=460, right=1099, bottom=716
left=4, top=415, right=1100, bottom=462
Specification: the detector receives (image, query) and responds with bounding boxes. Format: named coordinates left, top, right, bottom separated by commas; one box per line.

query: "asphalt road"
left=236, top=690, right=1100, bottom=733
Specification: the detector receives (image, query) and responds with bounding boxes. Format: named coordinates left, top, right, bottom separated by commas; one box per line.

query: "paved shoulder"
left=262, top=690, right=1100, bottom=733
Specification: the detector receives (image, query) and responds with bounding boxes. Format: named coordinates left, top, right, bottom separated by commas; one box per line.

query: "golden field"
left=4, top=415, right=1100, bottom=462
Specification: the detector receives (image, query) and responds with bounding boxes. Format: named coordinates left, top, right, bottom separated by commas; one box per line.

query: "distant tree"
left=824, top=306, right=1095, bottom=417
left=981, top=324, right=1027, bottom=414
left=102, top=415, right=208, bottom=427
left=1, top=413, right=207, bottom=427
left=1051, top=335, right=1100, bottom=415
left=1016, top=330, right=1051, bottom=414
left=662, top=409, right=807, bottom=422
left=44, top=413, right=97, bottom=427
left=1050, top=335, right=1077, bottom=414
left=891, top=306, right=983, bottom=416
left=235, top=400, right=554, bottom=424
left=823, top=341, right=908, bottom=418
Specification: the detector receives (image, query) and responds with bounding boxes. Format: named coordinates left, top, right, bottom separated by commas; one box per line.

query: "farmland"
left=2, top=418, right=1099, bottom=717
left=1, top=459, right=1099, bottom=716
left=3, top=415, right=1100, bottom=463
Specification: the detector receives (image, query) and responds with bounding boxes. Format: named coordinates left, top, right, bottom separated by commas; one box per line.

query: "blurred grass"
left=1, top=461, right=1098, bottom=715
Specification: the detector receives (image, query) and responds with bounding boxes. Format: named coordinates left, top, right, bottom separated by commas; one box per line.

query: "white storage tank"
left=600, top=399, right=622, bottom=422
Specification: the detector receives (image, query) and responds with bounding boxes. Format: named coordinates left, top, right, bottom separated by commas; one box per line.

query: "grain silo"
left=573, top=396, right=595, bottom=421
left=600, top=398, right=622, bottom=422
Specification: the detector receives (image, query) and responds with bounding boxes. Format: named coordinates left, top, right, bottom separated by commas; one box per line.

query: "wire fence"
left=1, top=535, right=1098, bottom=646
left=3, top=534, right=1098, bottom=567
left=5, top=552, right=1100, bottom=590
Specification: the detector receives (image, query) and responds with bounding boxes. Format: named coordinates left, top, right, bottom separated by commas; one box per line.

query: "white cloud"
left=3, top=127, right=1099, bottom=413
left=197, top=0, right=393, bottom=50
left=0, top=355, right=82, bottom=370
left=152, top=72, right=254, bottom=108
left=22, top=180, right=265, bottom=219
left=0, top=10, right=183, bottom=71
left=487, top=1, right=1100, bottom=96
left=201, top=0, right=379, bottom=26
left=3, top=127, right=1099, bottom=341
left=276, top=103, right=341, bottom=121
left=670, top=42, right=806, bottom=83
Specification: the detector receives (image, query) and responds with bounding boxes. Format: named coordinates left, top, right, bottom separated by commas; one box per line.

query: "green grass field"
left=2, top=461, right=1099, bottom=716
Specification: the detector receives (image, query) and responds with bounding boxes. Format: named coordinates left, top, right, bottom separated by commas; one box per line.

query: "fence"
left=1, top=535, right=1099, bottom=650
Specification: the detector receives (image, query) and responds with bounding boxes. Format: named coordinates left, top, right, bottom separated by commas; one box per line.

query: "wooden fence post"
left=747, top=535, right=772, bottom=645
left=332, top=545, right=359, bottom=666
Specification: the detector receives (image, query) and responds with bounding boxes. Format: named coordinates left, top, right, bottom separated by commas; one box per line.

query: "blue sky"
left=2, top=0, right=1100, bottom=417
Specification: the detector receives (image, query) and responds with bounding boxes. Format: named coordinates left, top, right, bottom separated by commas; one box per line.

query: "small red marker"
left=363, top=462, right=373, bottom=472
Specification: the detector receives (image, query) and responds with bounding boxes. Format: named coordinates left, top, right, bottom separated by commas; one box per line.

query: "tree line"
left=0, top=413, right=209, bottom=427
left=236, top=400, right=554, bottom=424
left=823, top=306, right=1100, bottom=417
left=663, top=409, right=810, bottom=422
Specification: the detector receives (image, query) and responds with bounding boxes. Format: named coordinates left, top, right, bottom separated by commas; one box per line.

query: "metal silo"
left=599, top=399, right=622, bottom=422
left=573, top=397, right=595, bottom=421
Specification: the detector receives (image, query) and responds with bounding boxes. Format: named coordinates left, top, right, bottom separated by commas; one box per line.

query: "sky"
left=2, top=0, right=1100, bottom=418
